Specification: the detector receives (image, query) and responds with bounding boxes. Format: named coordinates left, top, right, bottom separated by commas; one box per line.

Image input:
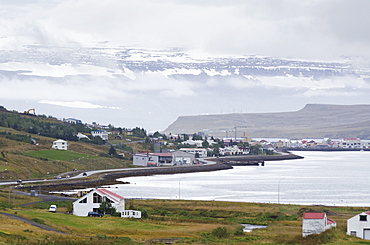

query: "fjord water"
left=114, top=151, right=370, bottom=206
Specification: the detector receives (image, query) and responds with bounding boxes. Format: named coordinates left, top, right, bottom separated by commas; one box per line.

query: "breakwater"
left=218, top=153, right=304, bottom=166
left=19, top=153, right=302, bottom=192
left=19, top=163, right=233, bottom=192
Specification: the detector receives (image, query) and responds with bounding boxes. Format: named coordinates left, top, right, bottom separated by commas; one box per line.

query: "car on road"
left=82, top=172, right=87, bottom=176
left=88, top=211, right=103, bottom=217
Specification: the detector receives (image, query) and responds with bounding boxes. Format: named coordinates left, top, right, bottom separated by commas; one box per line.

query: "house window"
left=93, top=193, right=102, bottom=203
left=79, top=197, right=87, bottom=203
left=350, top=231, right=357, bottom=236
left=104, top=197, right=114, bottom=203
left=360, top=215, right=367, bottom=221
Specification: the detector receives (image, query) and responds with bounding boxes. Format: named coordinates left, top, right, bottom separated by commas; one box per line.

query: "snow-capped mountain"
left=1, top=45, right=370, bottom=132
left=0, top=45, right=369, bottom=81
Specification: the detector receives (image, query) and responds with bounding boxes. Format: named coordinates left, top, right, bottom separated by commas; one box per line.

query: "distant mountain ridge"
left=163, top=104, right=370, bottom=139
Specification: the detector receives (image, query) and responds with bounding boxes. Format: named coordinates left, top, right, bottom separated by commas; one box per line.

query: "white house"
left=133, top=153, right=173, bottom=166
left=302, top=212, right=336, bottom=237
left=347, top=211, right=370, bottom=239
left=122, top=210, right=142, bottom=219
left=63, top=118, right=82, bottom=124
left=73, top=188, right=141, bottom=218
left=339, top=138, right=362, bottom=149
left=172, top=150, right=196, bottom=165
left=91, top=130, right=108, bottom=141
left=219, top=146, right=250, bottom=156
left=52, top=139, right=68, bottom=150
left=179, top=148, right=208, bottom=158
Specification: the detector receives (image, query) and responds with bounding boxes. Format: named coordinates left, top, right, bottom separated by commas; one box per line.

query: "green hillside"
left=0, top=107, right=137, bottom=180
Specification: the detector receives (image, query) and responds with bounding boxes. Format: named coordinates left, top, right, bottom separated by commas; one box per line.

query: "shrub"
left=0, top=201, right=12, bottom=210
left=31, top=218, right=45, bottom=225
left=211, top=227, right=229, bottom=239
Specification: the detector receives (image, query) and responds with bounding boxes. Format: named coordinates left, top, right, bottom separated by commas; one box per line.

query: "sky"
left=1, top=0, right=370, bottom=132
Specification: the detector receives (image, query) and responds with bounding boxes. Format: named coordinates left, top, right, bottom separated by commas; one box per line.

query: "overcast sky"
left=1, top=0, right=370, bottom=59
left=1, top=0, right=370, bottom=131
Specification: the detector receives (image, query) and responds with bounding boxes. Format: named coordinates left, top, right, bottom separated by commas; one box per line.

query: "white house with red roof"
left=302, top=212, right=336, bottom=237
left=73, top=188, right=141, bottom=218
left=347, top=211, right=370, bottom=239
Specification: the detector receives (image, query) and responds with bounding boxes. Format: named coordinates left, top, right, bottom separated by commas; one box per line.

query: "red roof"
left=365, top=211, right=370, bottom=215
left=303, top=212, right=325, bottom=219
left=97, top=188, right=124, bottom=203
left=326, top=218, right=336, bottom=225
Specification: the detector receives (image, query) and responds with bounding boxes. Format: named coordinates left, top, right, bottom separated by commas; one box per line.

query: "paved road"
left=14, top=191, right=77, bottom=206
left=0, top=160, right=214, bottom=186
left=0, top=166, right=151, bottom=186
left=0, top=212, right=69, bottom=234
left=0, top=191, right=77, bottom=235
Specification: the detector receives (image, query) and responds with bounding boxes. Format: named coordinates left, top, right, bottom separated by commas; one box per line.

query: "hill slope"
left=163, top=104, right=370, bottom=139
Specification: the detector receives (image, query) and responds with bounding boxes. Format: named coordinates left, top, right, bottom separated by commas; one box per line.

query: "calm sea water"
left=110, top=151, right=370, bottom=206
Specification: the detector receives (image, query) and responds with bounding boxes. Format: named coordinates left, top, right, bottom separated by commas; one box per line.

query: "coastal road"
left=0, top=158, right=216, bottom=186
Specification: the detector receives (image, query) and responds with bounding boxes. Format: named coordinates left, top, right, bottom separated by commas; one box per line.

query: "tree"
left=202, top=140, right=210, bottom=148
left=192, top=133, right=203, bottom=140
left=249, top=144, right=262, bottom=155
left=153, top=131, right=161, bottom=138
left=98, top=201, right=118, bottom=215
left=108, top=146, right=117, bottom=156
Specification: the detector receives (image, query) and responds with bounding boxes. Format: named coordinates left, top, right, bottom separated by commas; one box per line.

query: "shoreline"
left=19, top=153, right=302, bottom=192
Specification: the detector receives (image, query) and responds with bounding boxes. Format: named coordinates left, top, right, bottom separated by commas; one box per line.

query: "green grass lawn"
left=25, top=149, right=98, bottom=162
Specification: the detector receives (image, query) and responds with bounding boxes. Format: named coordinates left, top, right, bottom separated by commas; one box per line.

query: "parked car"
left=88, top=211, right=103, bottom=217
left=49, top=205, right=57, bottom=212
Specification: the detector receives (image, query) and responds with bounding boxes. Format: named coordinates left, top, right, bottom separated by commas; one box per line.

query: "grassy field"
left=24, top=149, right=98, bottom=162
left=1, top=187, right=370, bottom=245
left=0, top=126, right=134, bottom=180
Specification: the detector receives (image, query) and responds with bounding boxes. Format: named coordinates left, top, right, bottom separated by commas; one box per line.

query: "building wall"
left=52, top=140, right=68, bottom=150
left=179, top=148, right=207, bottom=157
left=302, top=218, right=326, bottom=237
left=122, top=210, right=142, bottom=219
left=133, top=154, right=150, bottom=166
left=73, top=191, right=125, bottom=216
left=91, top=130, right=108, bottom=140
left=347, top=213, right=370, bottom=239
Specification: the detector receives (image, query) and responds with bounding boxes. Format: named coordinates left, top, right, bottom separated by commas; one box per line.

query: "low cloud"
left=38, top=100, right=121, bottom=109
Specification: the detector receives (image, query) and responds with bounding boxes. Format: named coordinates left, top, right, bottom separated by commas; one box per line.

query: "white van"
left=49, top=205, right=57, bottom=212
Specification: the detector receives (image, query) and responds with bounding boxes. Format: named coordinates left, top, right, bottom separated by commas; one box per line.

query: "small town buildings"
left=133, top=151, right=196, bottom=166
left=340, top=138, right=362, bottom=149
left=219, top=145, right=250, bottom=156
left=63, top=118, right=82, bottom=124
left=172, top=150, right=196, bottom=165
left=302, top=212, right=336, bottom=237
left=347, top=211, right=370, bottom=239
left=52, top=139, right=68, bottom=150
left=91, top=130, right=108, bottom=141
left=179, top=148, right=208, bottom=158
left=73, top=188, right=141, bottom=218
left=133, top=153, right=173, bottom=166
